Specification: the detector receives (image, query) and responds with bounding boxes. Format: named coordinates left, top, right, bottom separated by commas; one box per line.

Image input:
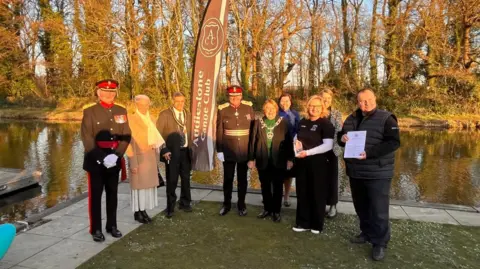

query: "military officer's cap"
left=227, top=85, right=243, bottom=96
left=95, top=79, right=119, bottom=92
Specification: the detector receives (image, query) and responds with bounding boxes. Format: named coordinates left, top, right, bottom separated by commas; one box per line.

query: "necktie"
left=179, top=112, right=184, bottom=125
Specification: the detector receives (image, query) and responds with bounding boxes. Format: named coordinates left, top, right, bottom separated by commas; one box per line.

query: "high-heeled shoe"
left=134, top=211, right=148, bottom=224
left=141, top=210, right=152, bottom=223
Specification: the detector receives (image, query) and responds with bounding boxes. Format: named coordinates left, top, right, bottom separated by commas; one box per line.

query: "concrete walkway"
left=1, top=182, right=479, bottom=269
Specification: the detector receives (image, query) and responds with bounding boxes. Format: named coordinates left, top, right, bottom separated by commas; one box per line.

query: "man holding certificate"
left=338, top=88, right=400, bottom=261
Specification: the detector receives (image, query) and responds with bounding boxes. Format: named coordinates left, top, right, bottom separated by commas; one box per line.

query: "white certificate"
left=344, top=131, right=367, bottom=158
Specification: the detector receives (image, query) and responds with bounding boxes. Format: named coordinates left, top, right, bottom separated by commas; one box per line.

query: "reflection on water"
left=0, top=121, right=479, bottom=223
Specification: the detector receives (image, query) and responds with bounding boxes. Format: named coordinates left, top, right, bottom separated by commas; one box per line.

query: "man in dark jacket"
left=157, top=92, right=192, bottom=218
left=80, top=79, right=131, bottom=242
left=338, top=88, right=400, bottom=261
left=216, top=85, right=255, bottom=216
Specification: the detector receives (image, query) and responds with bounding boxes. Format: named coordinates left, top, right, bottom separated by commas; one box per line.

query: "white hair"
left=134, top=94, right=151, bottom=103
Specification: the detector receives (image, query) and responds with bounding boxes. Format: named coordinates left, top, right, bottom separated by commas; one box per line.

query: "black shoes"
left=106, top=227, right=122, bottom=238
left=372, top=245, right=386, bottom=261
left=219, top=206, right=231, bottom=216
left=141, top=211, right=152, bottom=222
left=134, top=211, right=149, bottom=224
left=165, top=210, right=174, bottom=218
left=238, top=208, right=248, bottom=217
left=91, top=230, right=105, bottom=242
left=272, top=213, right=281, bottom=222
left=350, top=233, right=369, bottom=244
left=257, top=211, right=271, bottom=219
left=179, top=204, right=193, bottom=212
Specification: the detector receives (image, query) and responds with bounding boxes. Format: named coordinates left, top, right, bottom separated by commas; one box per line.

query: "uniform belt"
left=97, top=141, right=119, bottom=149
left=224, top=129, right=249, bottom=136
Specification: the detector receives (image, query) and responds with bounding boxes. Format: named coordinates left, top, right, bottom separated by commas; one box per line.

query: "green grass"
left=78, top=202, right=479, bottom=269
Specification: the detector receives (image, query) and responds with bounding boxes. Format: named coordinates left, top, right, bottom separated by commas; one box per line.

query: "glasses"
left=308, top=105, right=322, bottom=109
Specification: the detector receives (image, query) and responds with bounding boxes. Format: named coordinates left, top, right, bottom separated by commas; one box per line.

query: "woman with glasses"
left=292, top=95, right=335, bottom=234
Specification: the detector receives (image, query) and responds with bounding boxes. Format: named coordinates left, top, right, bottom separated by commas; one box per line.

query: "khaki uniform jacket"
left=126, top=113, right=160, bottom=190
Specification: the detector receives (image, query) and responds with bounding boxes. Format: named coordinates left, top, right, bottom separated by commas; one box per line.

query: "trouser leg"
left=236, top=161, right=248, bottom=210
left=179, top=150, right=192, bottom=206
left=166, top=161, right=180, bottom=211
left=104, top=169, right=119, bottom=229
left=350, top=177, right=371, bottom=238
left=222, top=161, right=236, bottom=208
left=366, top=179, right=392, bottom=247
left=88, top=172, right=104, bottom=233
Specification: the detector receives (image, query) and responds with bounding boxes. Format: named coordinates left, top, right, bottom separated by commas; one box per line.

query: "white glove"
left=103, top=154, right=118, bottom=168
left=217, top=152, right=225, bottom=162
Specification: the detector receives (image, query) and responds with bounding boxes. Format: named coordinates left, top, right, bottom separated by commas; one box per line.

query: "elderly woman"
left=248, top=100, right=294, bottom=222
left=278, top=93, right=300, bottom=207
left=126, top=95, right=165, bottom=224
left=292, top=95, right=335, bottom=234
left=320, top=88, right=344, bottom=218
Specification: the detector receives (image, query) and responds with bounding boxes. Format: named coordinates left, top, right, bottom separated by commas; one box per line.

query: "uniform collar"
left=99, top=101, right=114, bottom=109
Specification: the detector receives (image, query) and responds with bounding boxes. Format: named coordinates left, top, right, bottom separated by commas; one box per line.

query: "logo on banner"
left=200, top=18, right=224, bottom=58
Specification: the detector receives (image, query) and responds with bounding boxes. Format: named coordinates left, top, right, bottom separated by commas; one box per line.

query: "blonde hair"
left=262, top=99, right=279, bottom=113
left=305, top=95, right=328, bottom=119
left=319, top=88, right=334, bottom=98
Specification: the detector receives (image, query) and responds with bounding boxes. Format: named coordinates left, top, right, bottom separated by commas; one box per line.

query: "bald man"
left=338, top=88, right=400, bottom=261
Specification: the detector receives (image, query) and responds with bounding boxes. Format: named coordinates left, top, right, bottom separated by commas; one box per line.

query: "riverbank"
left=2, top=183, right=479, bottom=268
left=1, top=106, right=480, bottom=130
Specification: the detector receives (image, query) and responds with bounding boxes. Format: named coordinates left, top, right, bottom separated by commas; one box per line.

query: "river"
left=0, top=121, right=479, bottom=223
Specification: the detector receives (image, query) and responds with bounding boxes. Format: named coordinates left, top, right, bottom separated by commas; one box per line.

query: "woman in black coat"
left=248, top=99, right=294, bottom=222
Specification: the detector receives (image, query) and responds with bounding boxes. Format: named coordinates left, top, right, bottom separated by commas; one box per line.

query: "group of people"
left=80, top=79, right=400, bottom=262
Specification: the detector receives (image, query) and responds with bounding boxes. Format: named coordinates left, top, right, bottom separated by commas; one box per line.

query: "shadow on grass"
left=78, top=201, right=479, bottom=269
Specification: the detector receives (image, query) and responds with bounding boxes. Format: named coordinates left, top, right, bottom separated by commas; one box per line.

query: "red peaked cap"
left=95, top=79, right=119, bottom=91
left=227, top=85, right=243, bottom=96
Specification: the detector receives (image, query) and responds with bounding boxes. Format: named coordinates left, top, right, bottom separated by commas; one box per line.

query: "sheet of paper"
left=293, top=138, right=303, bottom=157
left=344, top=131, right=367, bottom=158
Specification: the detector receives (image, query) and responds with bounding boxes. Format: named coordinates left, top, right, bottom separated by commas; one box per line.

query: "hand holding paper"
left=344, top=131, right=367, bottom=159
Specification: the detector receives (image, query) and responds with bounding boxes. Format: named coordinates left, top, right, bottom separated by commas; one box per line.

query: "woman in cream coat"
left=126, top=95, right=165, bottom=224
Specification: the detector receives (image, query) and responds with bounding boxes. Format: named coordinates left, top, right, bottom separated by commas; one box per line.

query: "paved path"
left=1, top=182, right=479, bottom=269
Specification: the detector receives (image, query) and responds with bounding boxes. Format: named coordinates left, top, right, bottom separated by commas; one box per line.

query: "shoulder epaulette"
left=241, top=100, right=253, bottom=106
left=218, top=103, right=229, bottom=110
left=82, top=103, right=96, bottom=110
left=115, top=103, right=126, bottom=108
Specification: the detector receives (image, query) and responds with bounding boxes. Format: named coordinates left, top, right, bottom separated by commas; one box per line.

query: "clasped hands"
left=103, top=154, right=118, bottom=168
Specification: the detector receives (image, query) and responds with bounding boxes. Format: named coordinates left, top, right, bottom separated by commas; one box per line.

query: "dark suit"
left=81, top=102, right=131, bottom=234
left=156, top=108, right=192, bottom=212
left=249, top=116, right=293, bottom=213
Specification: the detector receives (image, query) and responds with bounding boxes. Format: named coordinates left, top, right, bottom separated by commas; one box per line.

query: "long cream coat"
left=126, top=113, right=160, bottom=190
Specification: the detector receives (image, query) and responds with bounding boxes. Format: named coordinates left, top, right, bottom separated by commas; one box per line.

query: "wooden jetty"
left=0, top=168, right=40, bottom=196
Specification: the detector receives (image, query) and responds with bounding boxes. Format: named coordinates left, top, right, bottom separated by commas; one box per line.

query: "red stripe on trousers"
left=87, top=172, right=93, bottom=234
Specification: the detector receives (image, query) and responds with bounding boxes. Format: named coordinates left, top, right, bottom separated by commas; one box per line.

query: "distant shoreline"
left=1, top=107, right=479, bottom=130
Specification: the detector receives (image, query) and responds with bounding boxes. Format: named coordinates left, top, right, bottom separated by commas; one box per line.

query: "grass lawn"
left=78, top=201, right=479, bottom=269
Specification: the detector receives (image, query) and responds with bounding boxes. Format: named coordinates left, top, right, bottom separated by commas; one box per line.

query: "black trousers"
left=326, top=151, right=339, bottom=206
left=295, top=154, right=329, bottom=231
left=258, top=163, right=283, bottom=213
left=223, top=161, right=248, bottom=210
left=165, top=149, right=192, bottom=211
left=350, top=177, right=391, bottom=247
left=87, top=168, right=119, bottom=233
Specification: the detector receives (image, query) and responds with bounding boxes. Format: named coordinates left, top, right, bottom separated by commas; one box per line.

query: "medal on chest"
left=234, top=111, right=239, bottom=117
left=114, top=115, right=127, bottom=124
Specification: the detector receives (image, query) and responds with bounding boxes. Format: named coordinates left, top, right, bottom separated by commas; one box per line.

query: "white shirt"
left=173, top=107, right=188, bottom=147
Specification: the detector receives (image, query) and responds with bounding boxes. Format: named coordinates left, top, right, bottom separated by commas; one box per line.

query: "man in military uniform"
left=80, top=79, right=131, bottom=242
left=216, top=85, right=255, bottom=216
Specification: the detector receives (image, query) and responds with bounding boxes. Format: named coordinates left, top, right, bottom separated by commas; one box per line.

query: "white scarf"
left=136, top=109, right=165, bottom=149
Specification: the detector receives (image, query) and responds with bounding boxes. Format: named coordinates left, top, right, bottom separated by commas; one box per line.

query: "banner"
left=190, top=0, right=230, bottom=171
